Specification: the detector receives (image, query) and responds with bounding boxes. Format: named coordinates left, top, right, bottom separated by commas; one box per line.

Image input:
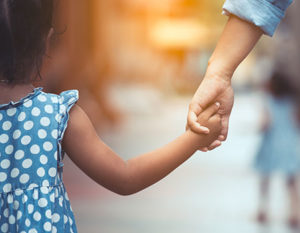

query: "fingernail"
left=215, top=102, right=220, bottom=107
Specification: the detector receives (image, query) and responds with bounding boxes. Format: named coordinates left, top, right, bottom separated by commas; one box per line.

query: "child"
left=0, top=1, right=221, bottom=232
left=254, top=72, right=300, bottom=227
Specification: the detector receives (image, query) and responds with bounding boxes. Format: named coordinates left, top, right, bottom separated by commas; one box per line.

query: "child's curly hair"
left=0, top=0, right=53, bottom=84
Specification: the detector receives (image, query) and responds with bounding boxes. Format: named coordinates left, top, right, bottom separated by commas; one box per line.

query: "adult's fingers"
left=208, top=140, right=222, bottom=150
left=201, top=102, right=220, bottom=118
left=220, top=114, right=230, bottom=141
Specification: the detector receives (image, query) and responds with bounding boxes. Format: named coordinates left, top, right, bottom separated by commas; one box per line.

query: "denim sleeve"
left=222, top=0, right=293, bottom=36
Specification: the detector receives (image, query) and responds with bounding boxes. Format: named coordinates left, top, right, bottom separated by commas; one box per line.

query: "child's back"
left=0, top=88, right=78, bottom=233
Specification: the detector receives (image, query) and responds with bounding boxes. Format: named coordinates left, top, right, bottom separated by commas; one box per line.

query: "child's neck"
left=0, top=83, right=35, bottom=105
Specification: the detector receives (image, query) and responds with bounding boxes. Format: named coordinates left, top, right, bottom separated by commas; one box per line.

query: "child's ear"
left=45, top=28, right=54, bottom=55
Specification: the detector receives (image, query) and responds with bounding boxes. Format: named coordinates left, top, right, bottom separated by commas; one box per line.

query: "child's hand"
left=188, top=102, right=222, bottom=150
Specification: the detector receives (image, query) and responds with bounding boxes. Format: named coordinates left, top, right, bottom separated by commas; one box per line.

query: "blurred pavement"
left=63, top=85, right=296, bottom=233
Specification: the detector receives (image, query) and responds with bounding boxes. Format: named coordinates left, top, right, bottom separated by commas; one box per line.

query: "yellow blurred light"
left=149, top=19, right=209, bottom=50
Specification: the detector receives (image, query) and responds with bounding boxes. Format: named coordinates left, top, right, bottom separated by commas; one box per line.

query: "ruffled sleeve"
left=222, top=0, right=293, bottom=36
left=57, top=90, right=79, bottom=141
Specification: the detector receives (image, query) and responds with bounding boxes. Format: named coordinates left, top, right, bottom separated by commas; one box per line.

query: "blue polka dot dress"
left=0, top=88, right=78, bottom=233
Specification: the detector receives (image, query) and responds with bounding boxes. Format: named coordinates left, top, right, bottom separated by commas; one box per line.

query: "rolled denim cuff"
left=222, top=0, right=293, bottom=36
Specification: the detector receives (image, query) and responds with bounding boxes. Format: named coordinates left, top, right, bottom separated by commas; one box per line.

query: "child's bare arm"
left=62, top=104, right=221, bottom=195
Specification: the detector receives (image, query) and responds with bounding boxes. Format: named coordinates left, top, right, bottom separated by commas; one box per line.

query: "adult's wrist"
left=206, top=58, right=234, bottom=83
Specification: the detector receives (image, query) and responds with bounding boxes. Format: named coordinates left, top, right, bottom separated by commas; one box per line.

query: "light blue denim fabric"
left=223, top=0, right=293, bottom=36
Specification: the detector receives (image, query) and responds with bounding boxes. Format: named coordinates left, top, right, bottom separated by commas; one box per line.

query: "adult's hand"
left=187, top=72, right=234, bottom=151
left=187, top=16, right=262, bottom=151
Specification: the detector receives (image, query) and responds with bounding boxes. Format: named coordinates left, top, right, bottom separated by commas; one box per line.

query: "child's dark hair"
left=268, top=71, right=296, bottom=98
left=0, top=0, right=53, bottom=84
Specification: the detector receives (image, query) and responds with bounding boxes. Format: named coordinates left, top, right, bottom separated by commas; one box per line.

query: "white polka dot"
left=31, top=107, right=41, bottom=117
left=32, top=190, right=38, bottom=200
left=2, top=121, right=11, bottom=130
left=22, top=159, right=32, bottom=169
left=59, top=96, right=64, bottom=104
left=40, top=155, right=48, bottom=164
left=38, top=95, right=47, bottom=102
left=33, top=211, right=41, bottom=221
left=13, top=130, right=21, bottom=139
left=24, top=121, right=34, bottom=130
left=7, top=108, right=16, bottom=116
left=1, top=223, right=8, bottom=232
left=54, top=152, right=58, bottom=161
left=30, top=145, right=40, bottom=154
left=0, top=134, right=9, bottom=143
left=45, top=209, right=52, bottom=218
left=64, top=215, right=68, bottom=224
left=3, top=183, right=12, bottom=193
left=28, top=204, right=34, bottom=214
left=40, top=187, right=49, bottom=194
left=18, top=112, right=26, bottom=121
left=21, top=136, right=31, bottom=145
left=37, top=167, right=45, bottom=177
left=50, top=193, right=55, bottom=203
left=48, top=168, right=56, bottom=177
left=51, top=96, right=58, bottom=103
left=7, top=195, right=13, bottom=204
left=68, top=97, right=76, bottom=104
left=38, top=198, right=48, bottom=208
left=5, top=145, right=14, bottom=155
left=51, top=130, right=58, bottom=139
left=52, top=213, right=60, bottom=223
left=20, top=174, right=29, bottom=184
left=65, top=192, right=69, bottom=201
left=3, top=208, right=8, bottom=217
left=22, top=195, right=28, bottom=203
left=17, top=210, right=22, bottom=220
left=42, top=180, right=50, bottom=187
left=55, top=114, right=61, bottom=123
left=11, top=168, right=20, bottom=178
left=1, top=159, right=10, bottom=169
left=0, top=172, right=7, bottom=182
left=24, top=99, right=32, bottom=107
left=25, top=218, right=31, bottom=227
left=43, top=222, right=51, bottom=231
left=43, top=142, right=53, bottom=152
left=13, top=200, right=19, bottom=210
left=8, top=215, right=15, bottom=224
left=45, top=105, right=53, bottom=114
left=15, top=150, right=24, bottom=160
left=40, top=117, right=50, bottom=127
left=59, top=105, right=66, bottom=114
left=15, top=189, right=23, bottom=196
left=59, top=197, right=63, bottom=207
left=52, top=226, right=57, bottom=233
left=0, top=113, right=2, bottom=121
left=38, top=129, right=47, bottom=139
left=29, top=229, right=37, bottom=233
left=28, top=183, right=38, bottom=190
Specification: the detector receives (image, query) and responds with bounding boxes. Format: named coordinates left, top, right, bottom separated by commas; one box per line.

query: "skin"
left=0, top=25, right=222, bottom=196
left=0, top=83, right=221, bottom=197
left=62, top=102, right=221, bottom=195
left=187, top=16, right=263, bottom=151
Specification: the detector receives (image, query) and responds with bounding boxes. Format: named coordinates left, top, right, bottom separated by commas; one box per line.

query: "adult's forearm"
left=207, top=16, right=263, bottom=81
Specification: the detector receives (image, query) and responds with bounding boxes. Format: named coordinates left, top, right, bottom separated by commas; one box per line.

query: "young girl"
left=0, top=1, right=222, bottom=232
left=254, top=72, right=300, bottom=227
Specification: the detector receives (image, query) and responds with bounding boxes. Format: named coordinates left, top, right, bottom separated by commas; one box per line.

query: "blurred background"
left=39, top=0, right=300, bottom=232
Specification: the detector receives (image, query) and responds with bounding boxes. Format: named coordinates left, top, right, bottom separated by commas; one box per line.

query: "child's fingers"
left=201, top=102, right=220, bottom=119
